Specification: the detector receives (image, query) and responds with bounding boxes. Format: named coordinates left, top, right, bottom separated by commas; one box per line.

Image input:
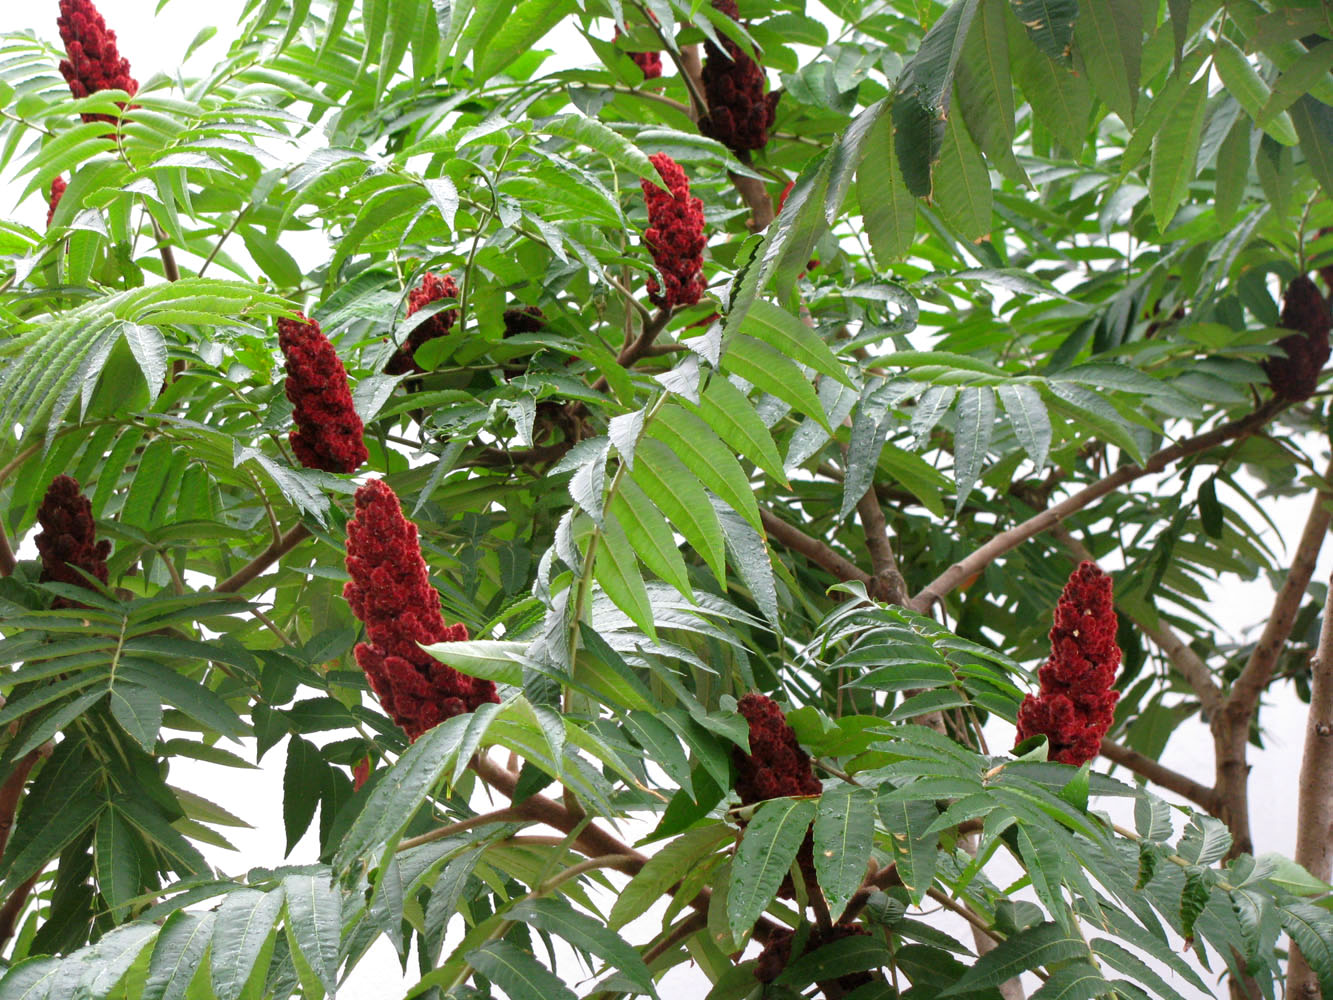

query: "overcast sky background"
left=1, top=2, right=1328, bottom=997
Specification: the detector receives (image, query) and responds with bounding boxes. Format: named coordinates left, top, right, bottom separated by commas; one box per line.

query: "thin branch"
left=0, top=750, right=44, bottom=859
left=214, top=523, right=312, bottom=594
left=0, top=872, right=38, bottom=946
left=1289, top=571, right=1333, bottom=998
left=607, top=85, right=692, bottom=115
left=837, top=858, right=902, bottom=924
left=641, top=910, right=708, bottom=966
left=731, top=165, right=775, bottom=232
left=1100, top=738, right=1222, bottom=813
left=1231, top=459, right=1333, bottom=714
left=856, top=490, right=907, bottom=605
left=0, top=524, right=14, bottom=577
left=925, top=886, right=1004, bottom=947
left=199, top=205, right=250, bottom=278
left=150, top=219, right=181, bottom=283
left=473, top=754, right=648, bottom=868
left=912, top=399, right=1285, bottom=614
left=589, top=308, right=673, bottom=394
left=472, top=754, right=783, bottom=937
left=761, top=509, right=873, bottom=588
left=396, top=806, right=526, bottom=852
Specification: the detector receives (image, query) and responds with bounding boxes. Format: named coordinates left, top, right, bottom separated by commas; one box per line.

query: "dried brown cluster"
left=698, top=0, right=779, bottom=154
left=35, top=475, right=110, bottom=608
left=1264, top=275, right=1331, bottom=401
left=755, top=923, right=873, bottom=991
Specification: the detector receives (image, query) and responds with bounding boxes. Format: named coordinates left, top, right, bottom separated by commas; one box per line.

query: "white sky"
left=1, top=2, right=1327, bottom=999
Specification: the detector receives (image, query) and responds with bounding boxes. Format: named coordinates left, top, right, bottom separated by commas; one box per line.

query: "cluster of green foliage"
left=2, top=0, right=1333, bottom=998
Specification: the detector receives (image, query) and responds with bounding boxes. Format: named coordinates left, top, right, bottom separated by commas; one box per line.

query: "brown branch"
left=856, top=491, right=907, bottom=606
left=396, top=806, right=527, bottom=852
left=0, top=872, right=38, bottom=946
left=0, top=524, right=14, bottom=578
left=0, top=751, right=43, bottom=859
left=642, top=910, right=708, bottom=965
left=761, top=509, right=872, bottom=588
left=912, top=399, right=1285, bottom=614
left=1051, top=523, right=1224, bottom=716
left=214, top=523, right=312, bottom=594
left=1289, top=569, right=1333, bottom=999
left=1231, top=460, right=1333, bottom=713
left=732, top=166, right=775, bottom=233
left=590, top=308, right=673, bottom=394
left=150, top=219, right=180, bottom=283
left=472, top=754, right=785, bottom=939
left=837, top=858, right=902, bottom=924
left=1100, top=738, right=1221, bottom=813
left=676, top=43, right=706, bottom=121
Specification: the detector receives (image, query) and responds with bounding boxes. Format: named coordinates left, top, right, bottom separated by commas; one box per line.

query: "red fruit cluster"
left=46, top=177, right=67, bottom=229
left=1015, top=562, right=1121, bottom=766
left=387, top=274, right=460, bottom=375
left=1263, top=275, right=1331, bottom=402
left=343, top=480, right=498, bottom=740
left=56, top=0, right=138, bottom=125
left=641, top=153, right=706, bottom=308
left=278, top=315, right=368, bottom=474
left=699, top=0, right=778, bottom=154
left=734, top=693, right=822, bottom=804
left=755, top=924, right=873, bottom=989
left=35, top=475, right=110, bottom=608
left=613, top=27, right=662, bottom=79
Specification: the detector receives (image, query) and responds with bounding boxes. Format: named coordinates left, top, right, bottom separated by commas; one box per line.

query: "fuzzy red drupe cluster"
left=277, top=315, right=368, bottom=474
left=640, top=153, right=706, bottom=309
left=755, top=924, right=873, bottom=989
left=1015, top=561, right=1122, bottom=766
left=387, top=274, right=460, bottom=375
left=35, top=475, right=111, bottom=609
left=1263, top=275, right=1331, bottom=402
left=733, top=693, right=822, bottom=803
left=46, top=177, right=67, bottom=229
left=56, top=0, right=138, bottom=124
left=699, top=0, right=778, bottom=154
left=344, top=480, right=498, bottom=740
